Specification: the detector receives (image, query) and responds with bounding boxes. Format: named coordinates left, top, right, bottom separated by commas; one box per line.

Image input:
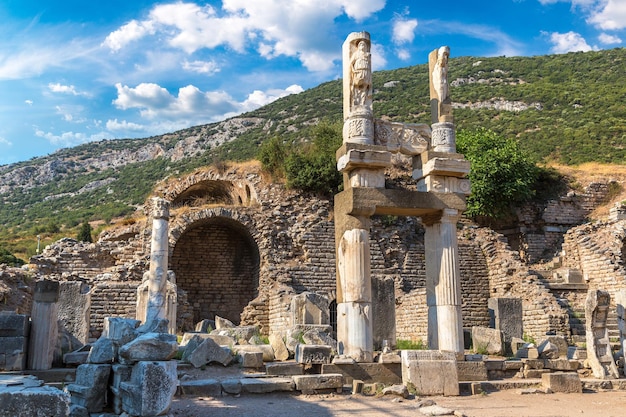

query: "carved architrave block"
left=374, top=119, right=430, bottom=155
left=417, top=176, right=471, bottom=195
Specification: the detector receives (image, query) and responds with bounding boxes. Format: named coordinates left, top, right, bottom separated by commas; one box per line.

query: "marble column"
left=424, top=208, right=463, bottom=355
left=336, top=228, right=373, bottom=362
left=144, top=197, right=170, bottom=325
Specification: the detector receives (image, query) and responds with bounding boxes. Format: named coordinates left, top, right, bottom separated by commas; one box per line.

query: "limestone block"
left=221, top=379, right=242, bottom=395
left=0, top=336, right=28, bottom=371
left=236, top=344, right=275, bottom=362
left=378, top=352, right=401, bottom=363
left=269, top=334, right=290, bottom=361
left=180, top=332, right=236, bottom=348
left=381, top=384, right=409, bottom=398
left=471, top=327, right=504, bottom=355
left=195, top=319, right=215, bottom=333
left=181, top=334, right=205, bottom=363
left=303, top=328, right=337, bottom=350
left=265, top=362, right=304, bottom=376
left=102, top=317, right=140, bottom=346
left=69, top=404, right=89, bottom=417
left=212, top=325, right=259, bottom=343
left=118, top=332, right=177, bottom=363
left=516, top=346, right=539, bottom=359
left=215, top=316, right=235, bottom=329
left=120, top=361, right=177, bottom=417
left=295, top=344, right=332, bottom=364
left=456, top=361, right=488, bottom=381
left=414, top=156, right=470, bottom=179
left=240, top=377, right=294, bottom=393
left=64, top=346, right=91, bottom=366
left=488, top=298, right=523, bottom=340
left=372, top=276, right=396, bottom=351
left=110, top=364, right=133, bottom=414
left=0, top=375, right=70, bottom=417
left=401, top=350, right=457, bottom=362
left=585, top=289, right=619, bottom=379
left=537, top=341, right=560, bottom=359
left=291, top=292, right=330, bottom=326
left=87, top=337, right=115, bottom=364
left=179, top=379, right=221, bottom=397
left=239, top=351, right=263, bottom=368
left=544, top=359, right=579, bottom=371
left=401, top=358, right=459, bottom=396
left=187, top=337, right=233, bottom=368
left=28, top=280, right=59, bottom=370
left=336, top=148, right=392, bottom=172
left=541, top=372, right=582, bottom=393
left=67, top=364, right=111, bottom=412
left=58, top=281, right=91, bottom=350
left=292, top=374, right=343, bottom=392
left=0, top=313, right=29, bottom=337
left=286, top=325, right=332, bottom=354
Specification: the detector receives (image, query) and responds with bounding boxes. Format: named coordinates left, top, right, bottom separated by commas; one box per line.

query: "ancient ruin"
left=2, top=30, right=626, bottom=415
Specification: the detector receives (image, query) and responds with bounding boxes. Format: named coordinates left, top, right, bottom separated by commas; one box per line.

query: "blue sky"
left=1, top=0, right=624, bottom=165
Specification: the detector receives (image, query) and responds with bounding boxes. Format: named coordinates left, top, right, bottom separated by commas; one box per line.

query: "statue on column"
left=342, top=32, right=374, bottom=145
left=429, top=46, right=453, bottom=124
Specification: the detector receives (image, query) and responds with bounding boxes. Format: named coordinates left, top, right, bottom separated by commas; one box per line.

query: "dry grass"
left=548, top=162, right=626, bottom=220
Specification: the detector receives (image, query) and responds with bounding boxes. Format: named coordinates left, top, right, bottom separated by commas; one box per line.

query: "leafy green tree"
left=284, top=121, right=343, bottom=195
left=77, top=221, right=93, bottom=243
left=0, top=248, right=25, bottom=267
left=258, top=136, right=289, bottom=178
left=457, top=128, right=538, bottom=218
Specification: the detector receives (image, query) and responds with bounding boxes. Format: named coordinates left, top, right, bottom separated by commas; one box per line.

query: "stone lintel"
left=334, top=188, right=466, bottom=218
left=336, top=143, right=389, bottom=162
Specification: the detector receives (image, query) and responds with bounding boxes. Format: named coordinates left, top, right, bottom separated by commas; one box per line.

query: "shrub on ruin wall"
left=457, top=128, right=538, bottom=219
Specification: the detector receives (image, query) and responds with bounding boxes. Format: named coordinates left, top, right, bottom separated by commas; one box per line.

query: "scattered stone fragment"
left=381, top=384, right=409, bottom=398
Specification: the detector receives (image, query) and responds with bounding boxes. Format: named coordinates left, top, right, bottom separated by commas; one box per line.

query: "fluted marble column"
left=336, top=228, right=373, bottom=362
left=424, top=208, right=463, bottom=354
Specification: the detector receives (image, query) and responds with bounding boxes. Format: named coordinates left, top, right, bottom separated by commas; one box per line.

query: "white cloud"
left=103, top=0, right=386, bottom=72
left=48, top=83, right=89, bottom=97
left=588, top=0, right=626, bottom=30
left=0, top=136, right=12, bottom=146
left=54, top=105, right=87, bottom=123
left=431, top=21, right=524, bottom=56
left=599, top=32, right=623, bottom=44
left=370, top=43, right=388, bottom=71
left=25, top=100, right=33, bottom=106
left=106, top=119, right=146, bottom=132
left=182, top=60, right=221, bottom=74
left=35, top=129, right=110, bottom=147
left=102, top=20, right=155, bottom=51
left=392, top=17, right=418, bottom=45
left=113, top=81, right=304, bottom=122
left=545, top=31, right=595, bottom=53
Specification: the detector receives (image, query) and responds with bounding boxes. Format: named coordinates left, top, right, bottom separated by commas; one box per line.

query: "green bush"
left=0, top=248, right=25, bottom=267
left=76, top=221, right=93, bottom=243
left=457, top=128, right=538, bottom=219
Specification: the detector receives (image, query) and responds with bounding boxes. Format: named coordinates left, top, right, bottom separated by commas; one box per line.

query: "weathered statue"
left=351, top=40, right=372, bottom=107
left=429, top=46, right=453, bottom=123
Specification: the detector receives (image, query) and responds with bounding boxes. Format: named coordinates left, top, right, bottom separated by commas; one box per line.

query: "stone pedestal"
left=28, top=280, right=59, bottom=370
left=425, top=209, right=463, bottom=354
left=585, top=289, right=619, bottom=379
left=120, top=361, right=177, bottom=417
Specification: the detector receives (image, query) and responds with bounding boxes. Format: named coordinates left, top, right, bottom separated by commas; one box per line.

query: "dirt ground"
left=170, top=389, right=626, bottom=417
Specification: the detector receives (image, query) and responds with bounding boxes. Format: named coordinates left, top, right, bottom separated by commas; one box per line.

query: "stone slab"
left=0, top=314, right=29, bottom=337
left=295, top=344, right=331, bottom=364
left=488, top=298, right=523, bottom=340
left=179, top=379, right=221, bottom=397
left=457, top=361, right=488, bottom=381
left=541, top=372, right=582, bottom=393
left=471, top=327, right=504, bottom=355
left=265, top=362, right=304, bottom=376
left=0, top=375, right=70, bottom=417
left=292, top=374, right=343, bottom=392
left=239, top=351, right=264, bottom=368
left=236, top=344, right=275, bottom=362
left=240, top=377, right=295, bottom=393
left=402, top=359, right=459, bottom=396
left=322, top=362, right=402, bottom=385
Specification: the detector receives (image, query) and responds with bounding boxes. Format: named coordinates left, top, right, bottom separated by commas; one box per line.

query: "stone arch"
left=169, top=209, right=261, bottom=329
left=156, top=169, right=258, bottom=209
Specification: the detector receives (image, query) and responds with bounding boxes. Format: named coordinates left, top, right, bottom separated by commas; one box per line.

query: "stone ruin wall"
left=26, top=170, right=625, bottom=344
left=516, top=182, right=615, bottom=263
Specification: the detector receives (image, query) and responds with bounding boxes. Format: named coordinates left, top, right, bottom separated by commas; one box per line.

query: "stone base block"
left=401, top=351, right=459, bottom=396
left=295, top=344, right=331, bottom=364
left=293, top=374, right=343, bottom=393
left=240, top=377, right=294, bottom=393
left=457, top=361, right=488, bottom=381
left=322, top=362, right=402, bottom=385
left=0, top=376, right=70, bottom=417
left=265, top=362, right=304, bottom=376
left=239, top=351, right=264, bottom=368
left=120, top=361, right=177, bottom=417
left=67, top=364, right=111, bottom=412
left=0, top=314, right=30, bottom=337
left=237, top=344, right=275, bottom=362
left=542, top=372, right=582, bottom=393
left=179, top=379, right=221, bottom=397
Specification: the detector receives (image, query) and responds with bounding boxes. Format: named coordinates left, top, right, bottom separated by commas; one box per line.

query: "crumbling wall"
left=474, top=227, right=570, bottom=340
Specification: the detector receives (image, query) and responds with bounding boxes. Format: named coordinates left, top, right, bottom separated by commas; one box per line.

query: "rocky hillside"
left=0, top=48, right=625, bottom=250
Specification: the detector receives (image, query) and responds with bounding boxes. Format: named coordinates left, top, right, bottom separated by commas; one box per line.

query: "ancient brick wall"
left=474, top=228, right=570, bottom=340
left=89, top=282, right=138, bottom=340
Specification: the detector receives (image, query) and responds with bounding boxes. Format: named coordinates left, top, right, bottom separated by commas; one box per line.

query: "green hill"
left=0, top=48, right=625, bottom=257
